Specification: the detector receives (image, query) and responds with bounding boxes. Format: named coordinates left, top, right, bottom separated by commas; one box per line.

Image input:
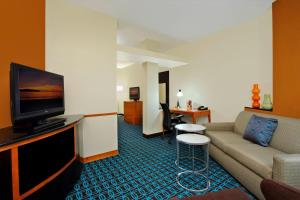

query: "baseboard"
left=79, top=150, right=119, bottom=163
left=143, top=132, right=164, bottom=138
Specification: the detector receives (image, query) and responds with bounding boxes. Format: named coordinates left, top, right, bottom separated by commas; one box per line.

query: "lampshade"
left=177, top=89, right=183, bottom=97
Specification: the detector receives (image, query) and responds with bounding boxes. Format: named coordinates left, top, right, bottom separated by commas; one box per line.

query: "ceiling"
left=117, top=45, right=188, bottom=68
left=117, top=21, right=183, bottom=51
left=70, top=0, right=274, bottom=51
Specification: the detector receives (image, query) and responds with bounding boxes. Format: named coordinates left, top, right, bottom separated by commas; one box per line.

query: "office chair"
left=160, top=103, right=185, bottom=144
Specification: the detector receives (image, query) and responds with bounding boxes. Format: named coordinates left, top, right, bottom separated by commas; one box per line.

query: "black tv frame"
left=129, top=87, right=140, bottom=101
left=10, top=63, right=65, bottom=127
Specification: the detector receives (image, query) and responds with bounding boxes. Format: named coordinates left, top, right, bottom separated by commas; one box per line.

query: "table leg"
left=177, top=140, right=180, bottom=169
left=192, top=114, right=197, bottom=124
left=208, top=113, right=211, bottom=123
left=206, top=144, right=209, bottom=177
left=192, top=145, right=195, bottom=171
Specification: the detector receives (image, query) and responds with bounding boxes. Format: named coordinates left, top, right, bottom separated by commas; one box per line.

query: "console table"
left=0, top=115, right=83, bottom=200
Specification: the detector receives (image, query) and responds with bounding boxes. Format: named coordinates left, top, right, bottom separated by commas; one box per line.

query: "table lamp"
left=177, top=89, right=183, bottom=108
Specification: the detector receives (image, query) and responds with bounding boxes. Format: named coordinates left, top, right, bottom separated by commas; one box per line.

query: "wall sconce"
left=116, top=85, right=124, bottom=92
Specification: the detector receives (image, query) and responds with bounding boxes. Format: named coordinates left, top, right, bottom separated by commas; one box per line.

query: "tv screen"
left=10, top=63, right=65, bottom=124
left=129, top=87, right=140, bottom=101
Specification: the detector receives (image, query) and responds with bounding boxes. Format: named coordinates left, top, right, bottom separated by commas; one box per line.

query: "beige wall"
left=116, top=64, right=168, bottom=113
left=117, top=64, right=168, bottom=134
left=143, top=62, right=162, bottom=135
left=46, top=0, right=118, bottom=157
left=167, top=8, right=273, bottom=122
left=117, top=63, right=145, bottom=114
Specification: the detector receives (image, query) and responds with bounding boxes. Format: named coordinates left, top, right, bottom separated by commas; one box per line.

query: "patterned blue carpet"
left=66, top=116, right=254, bottom=200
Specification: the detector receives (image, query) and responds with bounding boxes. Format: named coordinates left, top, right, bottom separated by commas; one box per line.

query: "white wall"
left=117, top=63, right=145, bottom=114
left=117, top=63, right=168, bottom=134
left=117, top=64, right=168, bottom=114
left=167, top=8, right=273, bottom=122
left=143, top=62, right=163, bottom=135
left=46, top=0, right=118, bottom=157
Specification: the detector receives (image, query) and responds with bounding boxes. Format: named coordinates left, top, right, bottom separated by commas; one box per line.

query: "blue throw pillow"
left=243, top=115, right=278, bottom=147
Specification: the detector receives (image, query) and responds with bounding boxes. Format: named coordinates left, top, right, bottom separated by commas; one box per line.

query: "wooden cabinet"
left=124, top=101, right=143, bottom=125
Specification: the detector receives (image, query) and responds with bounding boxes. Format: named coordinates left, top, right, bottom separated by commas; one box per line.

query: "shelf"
left=244, top=107, right=273, bottom=114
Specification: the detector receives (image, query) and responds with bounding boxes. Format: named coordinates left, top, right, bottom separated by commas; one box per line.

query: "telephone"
left=198, top=106, right=208, bottom=110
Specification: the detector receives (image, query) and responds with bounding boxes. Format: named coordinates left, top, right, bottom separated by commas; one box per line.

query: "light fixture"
left=116, top=85, right=124, bottom=92
left=176, top=89, right=183, bottom=108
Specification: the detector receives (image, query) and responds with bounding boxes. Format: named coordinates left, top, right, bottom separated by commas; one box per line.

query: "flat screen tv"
left=10, top=63, right=65, bottom=126
left=129, top=87, right=140, bottom=101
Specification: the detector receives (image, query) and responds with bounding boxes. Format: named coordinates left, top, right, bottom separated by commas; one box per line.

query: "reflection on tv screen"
left=19, top=68, right=64, bottom=113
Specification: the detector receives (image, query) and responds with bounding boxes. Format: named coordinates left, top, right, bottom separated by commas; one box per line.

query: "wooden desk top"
left=170, top=108, right=211, bottom=123
left=170, top=108, right=210, bottom=114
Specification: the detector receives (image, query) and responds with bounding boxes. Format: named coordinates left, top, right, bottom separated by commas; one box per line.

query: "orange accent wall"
left=273, top=0, right=300, bottom=118
left=0, top=0, right=45, bottom=128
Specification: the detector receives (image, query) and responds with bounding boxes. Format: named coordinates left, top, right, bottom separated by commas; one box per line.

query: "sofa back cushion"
left=234, top=111, right=300, bottom=153
left=234, top=111, right=253, bottom=135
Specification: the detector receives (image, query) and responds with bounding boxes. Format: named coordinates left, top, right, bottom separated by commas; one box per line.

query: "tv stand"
left=13, top=117, right=66, bottom=133
left=0, top=115, right=83, bottom=200
left=124, top=101, right=143, bottom=125
left=33, top=117, right=66, bottom=133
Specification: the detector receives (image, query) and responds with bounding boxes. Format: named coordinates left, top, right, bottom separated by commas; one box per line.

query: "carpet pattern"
left=65, top=116, right=255, bottom=200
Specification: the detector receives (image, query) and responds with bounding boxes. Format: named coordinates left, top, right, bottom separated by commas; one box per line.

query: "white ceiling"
left=70, top=0, right=274, bottom=50
left=117, top=45, right=188, bottom=68
left=117, top=21, right=184, bottom=51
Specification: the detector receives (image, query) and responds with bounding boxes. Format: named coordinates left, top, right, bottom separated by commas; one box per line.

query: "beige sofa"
left=205, top=111, right=300, bottom=200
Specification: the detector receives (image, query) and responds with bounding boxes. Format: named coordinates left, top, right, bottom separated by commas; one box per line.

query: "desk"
left=170, top=108, right=211, bottom=124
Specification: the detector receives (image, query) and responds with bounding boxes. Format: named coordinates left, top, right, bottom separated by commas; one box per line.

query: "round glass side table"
left=176, top=134, right=211, bottom=192
left=175, top=124, right=206, bottom=171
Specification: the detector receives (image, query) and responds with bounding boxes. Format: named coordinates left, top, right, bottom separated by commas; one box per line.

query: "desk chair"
left=160, top=103, right=185, bottom=144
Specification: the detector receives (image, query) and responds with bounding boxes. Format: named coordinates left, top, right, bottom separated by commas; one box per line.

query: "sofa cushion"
left=206, top=131, right=251, bottom=152
left=234, top=111, right=253, bottom=135
left=269, top=117, right=300, bottom=154
left=243, top=115, right=278, bottom=147
left=225, top=143, right=285, bottom=179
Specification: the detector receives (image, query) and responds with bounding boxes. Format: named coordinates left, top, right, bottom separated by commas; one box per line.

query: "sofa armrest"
left=261, top=179, right=300, bottom=200
left=273, top=154, right=300, bottom=189
left=204, top=122, right=235, bottom=132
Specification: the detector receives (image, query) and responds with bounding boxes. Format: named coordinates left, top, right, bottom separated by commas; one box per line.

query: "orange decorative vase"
left=252, top=84, right=260, bottom=108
